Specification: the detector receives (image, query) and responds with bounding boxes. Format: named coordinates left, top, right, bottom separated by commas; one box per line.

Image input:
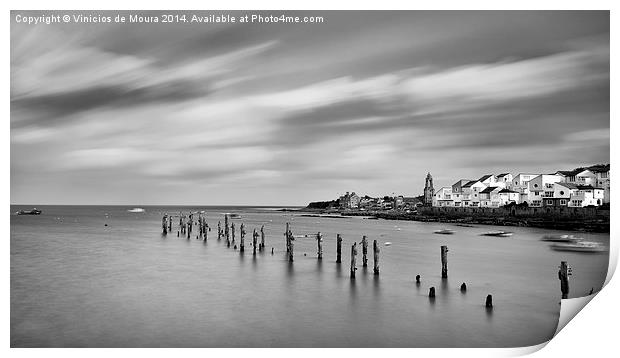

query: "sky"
left=10, top=11, right=610, bottom=205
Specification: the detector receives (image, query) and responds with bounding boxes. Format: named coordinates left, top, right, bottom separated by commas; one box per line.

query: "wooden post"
left=260, top=225, right=265, bottom=251
left=203, top=221, right=208, bottom=242
left=285, top=223, right=290, bottom=252
left=239, top=223, right=244, bottom=252
left=232, top=222, right=236, bottom=245
left=429, top=287, right=436, bottom=298
left=217, top=221, right=222, bottom=240
left=350, top=243, right=358, bottom=278
left=559, top=261, right=570, bottom=299
left=162, top=215, right=168, bottom=235
left=460, top=282, right=467, bottom=292
left=168, top=216, right=172, bottom=232
left=316, top=232, right=323, bottom=259
left=253, top=229, right=258, bottom=255
left=288, top=237, right=294, bottom=262
left=441, top=245, right=448, bottom=279
left=225, top=214, right=229, bottom=242
left=485, top=294, right=493, bottom=308
left=373, top=239, right=380, bottom=275
left=361, top=235, right=368, bottom=267
left=336, top=234, right=342, bottom=263
left=416, top=274, right=421, bottom=284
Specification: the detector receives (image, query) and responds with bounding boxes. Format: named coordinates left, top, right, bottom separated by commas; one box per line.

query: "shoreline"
left=295, top=208, right=610, bottom=233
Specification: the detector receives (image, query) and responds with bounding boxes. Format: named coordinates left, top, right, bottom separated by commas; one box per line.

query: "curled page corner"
left=554, top=294, right=596, bottom=336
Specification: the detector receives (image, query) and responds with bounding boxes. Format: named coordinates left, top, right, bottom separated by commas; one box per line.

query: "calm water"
left=10, top=205, right=609, bottom=347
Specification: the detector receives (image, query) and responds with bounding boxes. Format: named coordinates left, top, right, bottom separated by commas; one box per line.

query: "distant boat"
left=16, top=208, right=41, bottom=215
left=551, top=241, right=605, bottom=253
left=481, top=231, right=513, bottom=237
left=541, top=234, right=579, bottom=243
left=434, top=229, right=455, bottom=235
left=127, top=208, right=145, bottom=213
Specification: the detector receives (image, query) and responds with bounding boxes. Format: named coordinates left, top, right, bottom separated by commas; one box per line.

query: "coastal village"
left=308, top=164, right=610, bottom=212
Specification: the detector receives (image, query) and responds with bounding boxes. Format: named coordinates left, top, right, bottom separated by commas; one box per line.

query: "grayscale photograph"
left=10, top=10, right=610, bottom=348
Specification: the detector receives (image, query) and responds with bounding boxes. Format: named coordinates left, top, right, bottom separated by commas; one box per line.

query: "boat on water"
left=16, top=208, right=42, bottom=215
left=434, top=229, right=455, bottom=235
left=481, top=231, right=513, bottom=237
left=127, top=208, right=145, bottom=213
left=550, top=241, right=605, bottom=253
left=541, top=234, right=579, bottom=243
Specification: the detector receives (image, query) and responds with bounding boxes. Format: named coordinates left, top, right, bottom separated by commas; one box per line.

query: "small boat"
left=481, top=231, right=513, bottom=237
left=127, top=208, right=145, bottom=213
left=16, top=208, right=42, bottom=215
left=434, top=229, right=455, bottom=235
left=550, top=241, right=605, bottom=253
left=541, top=234, right=578, bottom=243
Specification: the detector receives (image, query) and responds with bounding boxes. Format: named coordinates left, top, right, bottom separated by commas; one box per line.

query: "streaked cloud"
left=10, top=11, right=609, bottom=205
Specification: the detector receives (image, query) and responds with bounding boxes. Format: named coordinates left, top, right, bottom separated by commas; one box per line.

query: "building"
left=527, top=174, right=563, bottom=206
left=511, top=173, right=540, bottom=204
left=461, top=180, right=486, bottom=207
left=479, top=186, right=501, bottom=207
left=423, top=173, right=434, bottom=206
left=553, top=183, right=604, bottom=207
left=496, top=173, right=513, bottom=187
left=338, top=192, right=360, bottom=209
left=433, top=187, right=453, bottom=207
left=497, top=188, right=519, bottom=206
left=451, top=179, right=472, bottom=207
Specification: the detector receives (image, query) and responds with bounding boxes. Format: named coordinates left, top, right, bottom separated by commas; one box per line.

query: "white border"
left=3, top=1, right=616, bottom=357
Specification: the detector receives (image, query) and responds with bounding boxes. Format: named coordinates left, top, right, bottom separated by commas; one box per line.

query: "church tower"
left=423, top=172, right=434, bottom=206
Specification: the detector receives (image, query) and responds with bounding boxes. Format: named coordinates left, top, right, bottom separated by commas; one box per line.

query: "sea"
left=10, top=205, right=609, bottom=347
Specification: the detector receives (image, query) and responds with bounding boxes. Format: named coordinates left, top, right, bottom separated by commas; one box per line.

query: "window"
left=559, top=191, right=564, bottom=195
left=544, top=191, right=554, bottom=197
left=532, top=200, right=542, bottom=207
left=455, top=202, right=461, bottom=207
left=560, top=199, right=567, bottom=205
left=546, top=200, right=553, bottom=205
left=602, top=172, right=608, bottom=178
left=533, top=183, right=539, bottom=188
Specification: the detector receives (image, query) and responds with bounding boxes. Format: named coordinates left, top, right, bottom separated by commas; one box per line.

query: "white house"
left=451, top=179, right=472, bottom=207
left=497, top=188, right=520, bottom=206
left=433, top=187, right=453, bottom=207
left=461, top=180, right=486, bottom=207
left=511, top=173, right=540, bottom=204
left=527, top=174, right=563, bottom=206
left=554, top=183, right=604, bottom=207
left=496, top=173, right=513, bottom=188
left=479, top=186, right=502, bottom=207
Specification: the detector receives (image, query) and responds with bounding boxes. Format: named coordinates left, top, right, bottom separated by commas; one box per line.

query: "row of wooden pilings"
left=162, top=213, right=575, bottom=305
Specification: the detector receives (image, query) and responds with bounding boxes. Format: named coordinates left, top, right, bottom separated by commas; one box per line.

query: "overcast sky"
left=11, top=11, right=609, bottom=205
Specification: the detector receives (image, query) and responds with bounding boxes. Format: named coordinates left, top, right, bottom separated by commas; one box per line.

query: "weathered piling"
left=461, top=282, right=467, bottom=292
left=162, top=215, right=168, bottom=235
left=336, top=234, right=342, bottom=263
left=253, top=229, right=258, bottom=255
left=429, top=287, right=436, bottom=298
left=260, top=225, right=265, bottom=251
left=441, top=245, right=449, bottom=279
left=203, top=221, right=208, bottom=242
left=285, top=223, right=290, bottom=252
left=232, top=222, right=236, bottom=245
left=217, top=221, right=222, bottom=240
left=416, top=274, right=420, bottom=284
left=239, top=223, right=244, bottom=252
left=316, top=232, right=323, bottom=259
left=168, top=216, right=172, bottom=232
left=288, top=237, right=294, bottom=262
left=224, top=214, right=230, bottom=242
left=350, top=243, right=358, bottom=278
left=373, top=239, right=380, bottom=275
left=485, top=294, right=493, bottom=308
left=559, top=261, right=571, bottom=299
left=362, top=235, right=368, bottom=267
